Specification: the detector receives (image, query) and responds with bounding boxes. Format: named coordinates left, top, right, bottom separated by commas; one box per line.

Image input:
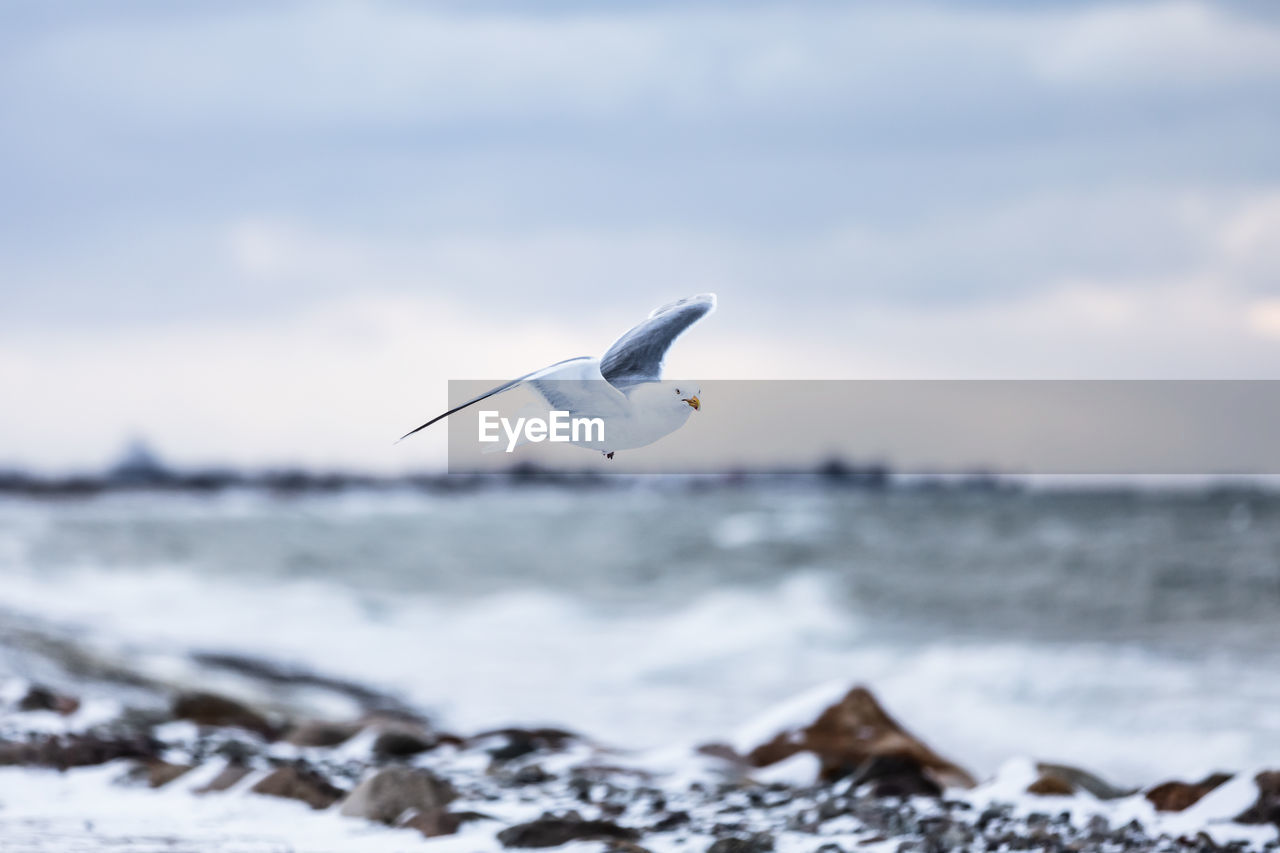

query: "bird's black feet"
left=604, top=452, right=614, bottom=460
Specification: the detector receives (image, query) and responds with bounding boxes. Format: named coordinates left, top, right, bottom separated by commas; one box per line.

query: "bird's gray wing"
left=598, top=293, right=716, bottom=391
left=397, top=356, right=592, bottom=442
left=527, top=357, right=630, bottom=418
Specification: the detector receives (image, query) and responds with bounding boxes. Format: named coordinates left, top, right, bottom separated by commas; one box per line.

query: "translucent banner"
left=443, top=380, right=1280, bottom=475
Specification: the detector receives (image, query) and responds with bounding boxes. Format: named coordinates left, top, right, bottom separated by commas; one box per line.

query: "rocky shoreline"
left=2, top=678, right=1277, bottom=852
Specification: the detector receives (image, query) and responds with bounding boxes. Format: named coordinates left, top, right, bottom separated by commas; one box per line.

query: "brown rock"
left=398, top=807, right=463, bottom=838
left=195, top=762, right=253, bottom=794
left=372, top=727, right=437, bottom=759
left=145, top=760, right=194, bottom=788
left=339, top=766, right=456, bottom=825
left=117, top=759, right=192, bottom=788
left=707, top=834, right=774, bottom=853
left=497, top=817, right=640, bottom=848
left=17, top=685, right=80, bottom=716
left=285, top=720, right=360, bottom=748
left=604, top=842, right=654, bottom=853
left=688, top=743, right=750, bottom=783
left=695, top=742, right=743, bottom=762
left=850, top=754, right=942, bottom=798
left=355, top=713, right=464, bottom=758
left=1028, top=764, right=1134, bottom=800
left=1147, top=773, right=1233, bottom=812
left=744, top=686, right=975, bottom=789
left=1235, top=771, right=1280, bottom=827
left=173, top=691, right=278, bottom=740
left=0, top=734, right=157, bottom=770
left=251, top=765, right=345, bottom=810
left=1027, top=773, right=1076, bottom=796
left=474, top=727, right=580, bottom=762
left=649, top=811, right=691, bottom=833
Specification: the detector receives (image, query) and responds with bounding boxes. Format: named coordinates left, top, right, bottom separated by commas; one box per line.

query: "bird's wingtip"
left=649, top=292, right=718, bottom=319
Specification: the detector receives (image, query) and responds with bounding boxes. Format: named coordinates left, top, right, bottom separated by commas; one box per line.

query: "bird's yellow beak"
left=682, top=395, right=700, bottom=411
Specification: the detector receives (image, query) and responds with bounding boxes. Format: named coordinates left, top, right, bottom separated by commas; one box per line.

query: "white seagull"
left=399, top=293, right=716, bottom=458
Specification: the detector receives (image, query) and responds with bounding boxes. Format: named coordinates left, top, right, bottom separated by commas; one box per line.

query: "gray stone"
left=340, top=766, right=456, bottom=825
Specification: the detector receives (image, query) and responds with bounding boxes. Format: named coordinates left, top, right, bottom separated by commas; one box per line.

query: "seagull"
left=399, top=293, right=715, bottom=458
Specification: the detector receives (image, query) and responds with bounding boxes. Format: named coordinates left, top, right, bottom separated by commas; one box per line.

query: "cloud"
left=2, top=1, right=1279, bottom=466
left=4, top=264, right=1276, bottom=472
left=1217, top=192, right=1280, bottom=288
left=7, top=2, right=1279, bottom=138
left=1248, top=299, right=1280, bottom=339
left=201, top=185, right=1280, bottom=317
left=1032, top=1, right=1280, bottom=87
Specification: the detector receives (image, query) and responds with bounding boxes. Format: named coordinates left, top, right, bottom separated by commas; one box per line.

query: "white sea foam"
left=3, top=554, right=1279, bottom=786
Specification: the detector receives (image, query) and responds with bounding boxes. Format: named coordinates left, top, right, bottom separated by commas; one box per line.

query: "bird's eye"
left=675, top=388, right=681, bottom=394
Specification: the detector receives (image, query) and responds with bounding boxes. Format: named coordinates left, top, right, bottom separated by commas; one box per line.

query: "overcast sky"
left=3, top=0, right=1279, bottom=471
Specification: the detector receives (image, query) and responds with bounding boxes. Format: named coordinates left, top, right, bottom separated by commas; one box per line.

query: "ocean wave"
left=2, top=556, right=1278, bottom=784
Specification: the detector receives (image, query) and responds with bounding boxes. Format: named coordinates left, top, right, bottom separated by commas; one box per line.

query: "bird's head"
left=667, top=381, right=700, bottom=412
left=629, top=380, right=701, bottom=420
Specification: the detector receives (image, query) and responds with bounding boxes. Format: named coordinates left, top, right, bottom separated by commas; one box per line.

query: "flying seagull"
left=399, top=293, right=716, bottom=458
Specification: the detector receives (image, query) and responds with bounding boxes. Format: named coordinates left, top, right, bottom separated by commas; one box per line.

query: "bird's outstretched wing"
left=527, top=358, right=629, bottom=417
left=397, top=356, right=593, bottom=442
left=598, top=293, right=716, bottom=391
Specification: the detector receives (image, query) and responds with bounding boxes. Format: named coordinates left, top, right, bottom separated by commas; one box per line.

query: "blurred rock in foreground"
left=0, top=676, right=1277, bottom=852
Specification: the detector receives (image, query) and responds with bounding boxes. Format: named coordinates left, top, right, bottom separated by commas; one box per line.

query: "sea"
left=1, top=481, right=1278, bottom=786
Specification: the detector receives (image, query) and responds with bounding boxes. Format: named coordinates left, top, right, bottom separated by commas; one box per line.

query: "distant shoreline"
left=5, top=464, right=1280, bottom=498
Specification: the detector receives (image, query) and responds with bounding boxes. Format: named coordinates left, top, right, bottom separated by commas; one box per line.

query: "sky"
left=2, top=0, right=1279, bottom=471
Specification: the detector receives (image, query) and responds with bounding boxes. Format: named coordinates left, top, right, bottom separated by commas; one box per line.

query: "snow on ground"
left=962, top=758, right=1278, bottom=849
left=0, top=762, right=444, bottom=852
